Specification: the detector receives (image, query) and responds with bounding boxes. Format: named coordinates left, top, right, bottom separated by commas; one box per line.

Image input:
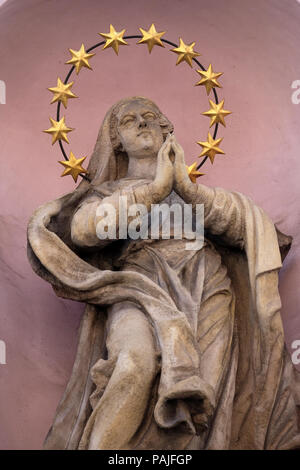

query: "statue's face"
left=116, top=101, right=164, bottom=159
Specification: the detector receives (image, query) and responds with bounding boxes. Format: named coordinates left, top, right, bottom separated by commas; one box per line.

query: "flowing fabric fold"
left=201, top=187, right=300, bottom=449
left=28, top=198, right=215, bottom=444
left=27, top=184, right=300, bottom=449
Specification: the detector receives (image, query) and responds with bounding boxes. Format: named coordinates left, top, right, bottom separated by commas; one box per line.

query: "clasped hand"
left=151, top=133, right=196, bottom=202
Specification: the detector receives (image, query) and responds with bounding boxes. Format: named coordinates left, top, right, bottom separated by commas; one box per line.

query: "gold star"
left=59, top=152, right=88, bottom=183
left=99, top=24, right=128, bottom=55
left=195, top=64, right=223, bottom=95
left=138, top=23, right=165, bottom=53
left=66, top=44, right=95, bottom=74
left=186, top=162, right=204, bottom=183
left=43, top=117, right=74, bottom=145
left=48, top=77, right=77, bottom=109
left=202, top=99, right=232, bottom=127
left=171, top=37, right=200, bottom=67
left=197, top=132, right=225, bottom=164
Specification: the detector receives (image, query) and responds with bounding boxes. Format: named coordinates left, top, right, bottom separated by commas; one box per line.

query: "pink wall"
left=0, top=0, right=299, bottom=449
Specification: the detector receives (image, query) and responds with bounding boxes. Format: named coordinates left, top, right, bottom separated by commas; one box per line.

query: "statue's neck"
left=126, top=155, right=157, bottom=180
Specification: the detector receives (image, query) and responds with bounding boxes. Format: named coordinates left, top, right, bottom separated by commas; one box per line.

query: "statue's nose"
left=138, top=117, right=147, bottom=128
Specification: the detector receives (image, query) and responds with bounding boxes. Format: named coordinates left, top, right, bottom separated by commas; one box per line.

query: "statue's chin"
left=135, top=144, right=158, bottom=158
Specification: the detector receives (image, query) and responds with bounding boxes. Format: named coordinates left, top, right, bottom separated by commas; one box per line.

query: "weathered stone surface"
left=27, top=97, right=300, bottom=449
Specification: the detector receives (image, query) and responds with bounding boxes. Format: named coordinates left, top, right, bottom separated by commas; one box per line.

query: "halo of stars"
left=44, top=23, right=232, bottom=183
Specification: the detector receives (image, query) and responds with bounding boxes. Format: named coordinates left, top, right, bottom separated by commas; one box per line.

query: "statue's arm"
left=71, top=181, right=171, bottom=249
left=172, top=135, right=246, bottom=248
left=174, top=169, right=246, bottom=249
left=71, top=195, right=106, bottom=248
left=179, top=182, right=246, bottom=249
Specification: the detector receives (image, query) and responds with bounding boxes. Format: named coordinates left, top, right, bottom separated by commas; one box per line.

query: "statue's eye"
left=143, top=112, right=156, bottom=121
left=121, top=116, right=135, bottom=126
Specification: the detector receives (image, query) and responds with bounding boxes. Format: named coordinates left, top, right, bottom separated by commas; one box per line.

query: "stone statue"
left=27, top=96, right=300, bottom=450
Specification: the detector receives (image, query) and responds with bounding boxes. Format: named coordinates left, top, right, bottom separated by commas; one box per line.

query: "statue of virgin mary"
left=27, top=96, right=300, bottom=450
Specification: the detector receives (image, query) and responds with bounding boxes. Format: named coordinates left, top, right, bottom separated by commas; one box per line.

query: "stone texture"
left=27, top=97, right=300, bottom=449
left=1, top=0, right=300, bottom=450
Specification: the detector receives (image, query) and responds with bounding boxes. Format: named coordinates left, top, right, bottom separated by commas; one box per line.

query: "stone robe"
left=27, top=177, right=300, bottom=450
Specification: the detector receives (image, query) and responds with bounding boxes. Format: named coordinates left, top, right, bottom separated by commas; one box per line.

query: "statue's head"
left=88, top=96, right=174, bottom=186
left=109, top=97, right=173, bottom=160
